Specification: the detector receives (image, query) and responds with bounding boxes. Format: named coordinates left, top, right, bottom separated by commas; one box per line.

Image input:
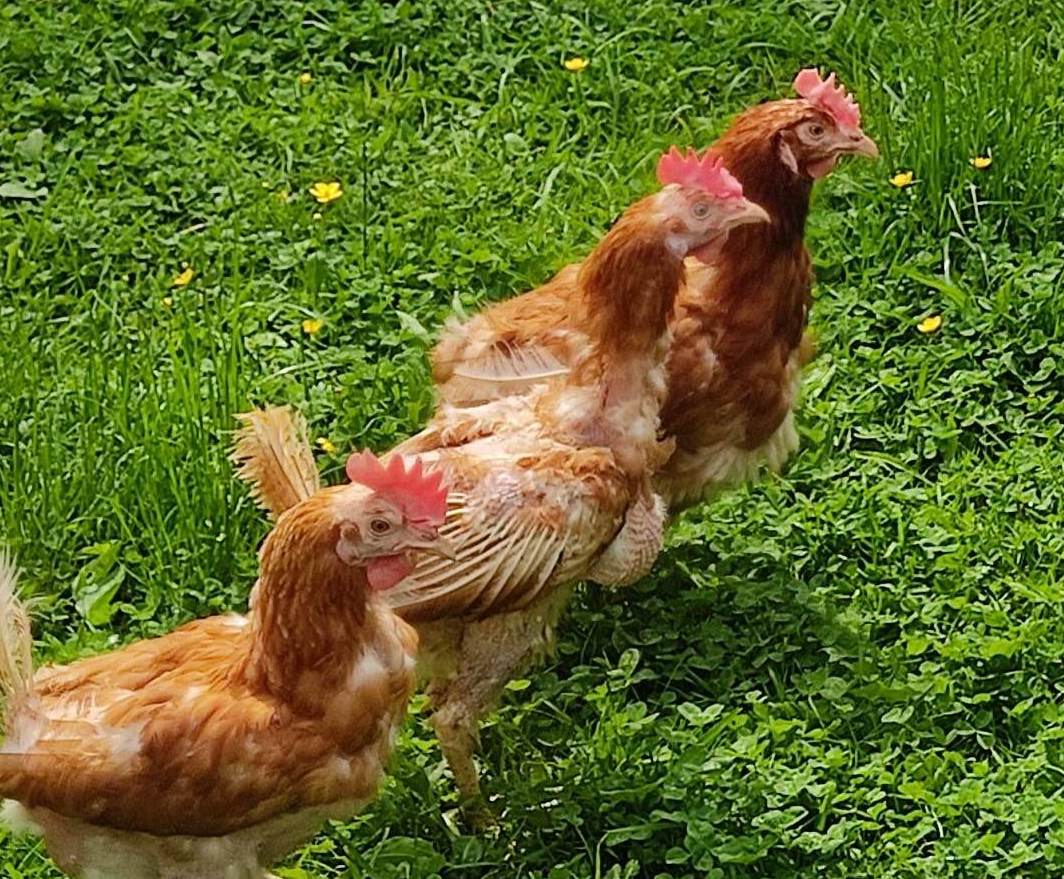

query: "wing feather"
left=586, top=488, right=667, bottom=587
left=490, top=529, right=563, bottom=613
left=443, top=341, right=570, bottom=404
left=386, top=494, right=575, bottom=622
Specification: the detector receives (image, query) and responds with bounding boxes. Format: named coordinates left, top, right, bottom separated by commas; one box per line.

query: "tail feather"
left=0, top=798, right=41, bottom=836
left=0, top=553, right=33, bottom=735
left=231, top=406, right=321, bottom=519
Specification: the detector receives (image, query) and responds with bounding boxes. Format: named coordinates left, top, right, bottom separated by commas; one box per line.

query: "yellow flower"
left=316, top=437, right=337, bottom=454
left=298, top=72, right=313, bottom=85
left=302, top=317, right=324, bottom=335
left=563, top=57, right=589, bottom=72
left=161, top=296, right=173, bottom=309
left=917, top=314, right=942, bottom=334
left=889, top=171, right=914, bottom=189
left=970, top=155, right=992, bottom=170
left=309, top=181, right=342, bottom=204
left=171, top=266, right=194, bottom=287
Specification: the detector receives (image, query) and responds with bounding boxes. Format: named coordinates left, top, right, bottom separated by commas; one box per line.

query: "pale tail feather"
left=232, top=406, right=321, bottom=519
left=443, top=341, right=569, bottom=404
left=0, top=552, right=33, bottom=735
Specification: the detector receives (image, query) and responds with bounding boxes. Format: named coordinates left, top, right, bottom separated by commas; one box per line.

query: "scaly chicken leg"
left=423, top=585, right=573, bottom=808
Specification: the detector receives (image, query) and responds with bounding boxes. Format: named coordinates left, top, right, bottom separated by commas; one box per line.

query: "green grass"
left=2, top=0, right=1064, bottom=876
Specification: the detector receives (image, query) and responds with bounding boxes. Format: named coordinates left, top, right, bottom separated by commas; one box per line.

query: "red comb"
left=656, top=147, right=744, bottom=201
left=793, top=68, right=861, bottom=131
left=346, top=450, right=448, bottom=526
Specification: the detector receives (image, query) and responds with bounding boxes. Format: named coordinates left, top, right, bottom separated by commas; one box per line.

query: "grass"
left=1, top=0, right=1063, bottom=876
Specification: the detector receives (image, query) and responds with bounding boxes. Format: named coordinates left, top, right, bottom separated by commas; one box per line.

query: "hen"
left=432, top=68, right=879, bottom=509
left=0, top=450, right=449, bottom=879
left=232, top=152, right=769, bottom=811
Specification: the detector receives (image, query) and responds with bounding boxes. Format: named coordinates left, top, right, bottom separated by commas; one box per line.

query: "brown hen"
left=0, top=454, right=448, bottom=878
left=433, top=69, right=878, bottom=510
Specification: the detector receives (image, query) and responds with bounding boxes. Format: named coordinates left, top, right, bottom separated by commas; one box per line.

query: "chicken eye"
left=691, top=202, right=711, bottom=219
left=806, top=123, right=825, bottom=138
left=370, top=518, right=392, bottom=535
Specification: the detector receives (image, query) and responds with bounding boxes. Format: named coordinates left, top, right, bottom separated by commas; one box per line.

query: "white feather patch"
left=1, top=799, right=41, bottom=836
left=348, top=649, right=387, bottom=690
left=100, top=721, right=145, bottom=760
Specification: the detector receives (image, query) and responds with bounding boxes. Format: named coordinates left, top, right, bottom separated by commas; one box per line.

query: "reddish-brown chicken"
left=432, top=69, right=879, bottom=509
left=0, top=449, right=448, bottom=878
left=232, top=153, right=769, bottom=813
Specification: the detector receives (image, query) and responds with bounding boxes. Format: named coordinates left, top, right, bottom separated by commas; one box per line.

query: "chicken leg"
left=423, top=587, right=572, bottom=820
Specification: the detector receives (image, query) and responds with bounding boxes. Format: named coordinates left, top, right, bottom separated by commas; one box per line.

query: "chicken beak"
left=405, top=533, right=458, bottom=561
left=731, top=199, right=771, bottom=228
left=843, top=131, right=880, bottom=160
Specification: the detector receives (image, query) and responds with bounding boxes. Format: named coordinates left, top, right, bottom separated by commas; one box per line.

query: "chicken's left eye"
left=370, top=519, right=392, bottom=534
left=807, top=123, right=825, bottom=138
left=692, top=202, right=711, bottom=219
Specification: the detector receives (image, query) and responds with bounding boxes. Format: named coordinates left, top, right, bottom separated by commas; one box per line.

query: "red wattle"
left=366, top=555, right=415, bottom=591
left=807, top=156, right=839, bottom=179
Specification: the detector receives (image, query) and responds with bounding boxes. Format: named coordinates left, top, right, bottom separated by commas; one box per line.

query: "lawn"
left=2, top=0, right=1064, bottom=876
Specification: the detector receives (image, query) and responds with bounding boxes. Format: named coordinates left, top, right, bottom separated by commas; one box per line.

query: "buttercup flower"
left=298, top=72, right=313, bottom=85
left=316, top=437, right=337, bottom=454
left=889, top=171, right=914, bottom=188
left=970, top=155, right=991, bottom=170
left=917, top=315, right=942, bottom=334
left=563, top=57, right=589, bottom=72
left=161, top=296, right=173, bottom=309
left=309, top=181, right=343, bottom=204
left=302, top=318, right=324, bottom=335
left=171, top=267, right=194, bottom=287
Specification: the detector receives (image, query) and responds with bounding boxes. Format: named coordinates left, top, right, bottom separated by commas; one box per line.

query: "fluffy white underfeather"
left=2, top=705, right=43, bottom=753
left=347, top=648, right=387, bottom=690
left=101, top=721, right=145, bottom=760
left=1, top=799, right=41, bottom=836
left=659, top=405, right=800, bottom=508
left=10, top=799, right=367, bottom=879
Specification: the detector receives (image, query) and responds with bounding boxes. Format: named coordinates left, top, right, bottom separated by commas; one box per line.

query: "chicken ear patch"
left=346, top=451, right=448, bottom=526
left=777, top=139, right=799, bottom=175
